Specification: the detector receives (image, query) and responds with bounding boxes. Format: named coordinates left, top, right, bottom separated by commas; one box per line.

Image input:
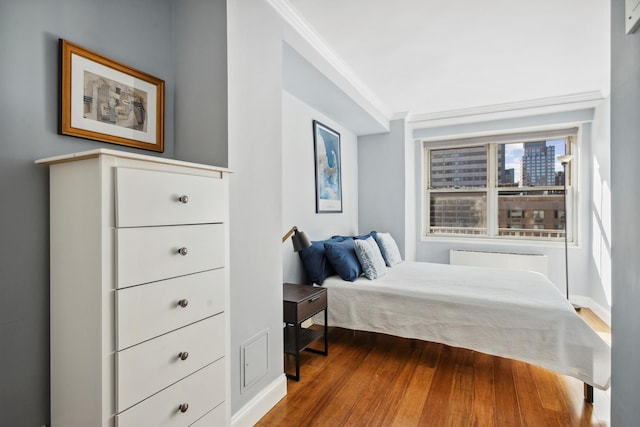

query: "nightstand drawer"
left=116, top=224, right=225, bottom=288
left=292, top=291, right=327, bottom=322
left=116, top=314, right=225, bottom=412
left=115, top=167, right=226, bottom=227
left=116, top=268, right=225, bottom=350
left=116, top=359, right=225, bottom=427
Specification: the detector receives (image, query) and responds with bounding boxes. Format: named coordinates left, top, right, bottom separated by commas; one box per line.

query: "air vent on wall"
left=626, top=0, right=640, bottom=34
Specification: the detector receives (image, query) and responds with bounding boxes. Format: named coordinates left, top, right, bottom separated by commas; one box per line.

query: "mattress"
left=316, top=261, right=611, bottom=390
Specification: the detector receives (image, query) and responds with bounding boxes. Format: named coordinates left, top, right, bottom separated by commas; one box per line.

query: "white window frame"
left=423, top=129, right=577, bottom=243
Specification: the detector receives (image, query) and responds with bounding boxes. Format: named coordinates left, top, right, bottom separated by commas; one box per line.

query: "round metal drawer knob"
left=178, top=299, right=189, bottom=308
left=177, top=247, right=188, bottom=256
left=178, top=195, right=189, bottom=204
left=179, top=351, right=189, bottom=361
left=178, top=403, right=189, bottom=413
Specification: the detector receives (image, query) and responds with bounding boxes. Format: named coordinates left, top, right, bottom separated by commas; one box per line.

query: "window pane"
left=430, top=146, right=487, bottom=189
left=498, top=139, right=568, bottom=188
left=430, top=192, right=487, bottom=235
left=498, top=190, right=565, bottom=238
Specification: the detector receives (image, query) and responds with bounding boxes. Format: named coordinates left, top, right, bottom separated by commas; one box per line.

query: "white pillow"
left=354, top=237, right=387, bottom=280
left=375, top=232, right=403, bottom=266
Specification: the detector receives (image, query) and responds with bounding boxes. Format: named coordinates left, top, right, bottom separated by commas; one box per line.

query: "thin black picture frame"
left=312, top=120, right=342, bottom=213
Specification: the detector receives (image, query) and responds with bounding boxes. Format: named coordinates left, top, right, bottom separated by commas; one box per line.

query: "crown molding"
left=267, top=0, right=393, bottom=120
left=391, top=111, right=410, bottom=121
left=409, top=91, right=605, bottom=129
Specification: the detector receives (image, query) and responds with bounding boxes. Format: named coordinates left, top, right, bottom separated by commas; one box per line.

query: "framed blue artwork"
left=313, top=120, right=342, bottom=213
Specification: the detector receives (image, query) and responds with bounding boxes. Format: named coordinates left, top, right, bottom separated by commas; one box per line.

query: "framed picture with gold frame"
left=59, top=39, right=165, bottom=152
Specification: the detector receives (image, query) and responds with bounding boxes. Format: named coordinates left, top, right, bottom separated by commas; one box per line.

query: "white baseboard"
left=571, top=295, right=611, bottom=326
left=231, top=374, right=287, bottom=427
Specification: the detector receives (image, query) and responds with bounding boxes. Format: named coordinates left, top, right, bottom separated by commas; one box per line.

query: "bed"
left=312, top=260, right=611, bottom=396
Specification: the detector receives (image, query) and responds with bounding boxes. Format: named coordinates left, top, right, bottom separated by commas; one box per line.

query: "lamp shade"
left=291, top=229, right=311, bottom=252
left=557, top=154, right=573, bottom=164
left=282, top=226, right=311, bottom=252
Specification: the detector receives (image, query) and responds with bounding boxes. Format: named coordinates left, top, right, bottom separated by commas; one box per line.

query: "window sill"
left=420, top=234, right=579, bottom=249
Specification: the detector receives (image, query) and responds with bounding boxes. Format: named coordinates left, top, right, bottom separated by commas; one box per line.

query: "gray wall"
left=358, top=119, right=409, bottom=258
left=174, top=0, right=228, bottom=167
left=611, top=0, right=640, bottom=423
left=0, top=0, right=227, bottom=424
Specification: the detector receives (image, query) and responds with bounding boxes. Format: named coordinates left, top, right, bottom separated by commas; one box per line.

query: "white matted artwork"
left=313, top=120, right=342, bottom=213
left=60, top=39, right=165, bottom=152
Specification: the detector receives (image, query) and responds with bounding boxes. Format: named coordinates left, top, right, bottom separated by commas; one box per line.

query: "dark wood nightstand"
left=283, top=283, right=328, bottom=381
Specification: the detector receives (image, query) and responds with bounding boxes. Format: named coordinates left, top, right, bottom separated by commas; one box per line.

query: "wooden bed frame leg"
left=584, top=383, right=594, bottom=403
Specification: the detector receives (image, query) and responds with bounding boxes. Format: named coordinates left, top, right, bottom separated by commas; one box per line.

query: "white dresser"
left=37, top=149, right=231, bottom=427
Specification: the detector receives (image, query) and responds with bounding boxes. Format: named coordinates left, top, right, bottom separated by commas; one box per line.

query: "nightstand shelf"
left=284, top=325, right=325, bottom=354
left=283, top=283, right=328, bottom=381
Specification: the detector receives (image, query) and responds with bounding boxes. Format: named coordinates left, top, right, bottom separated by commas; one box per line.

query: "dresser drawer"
left=116, top=224, right=225, bottom=288
left=116, top=269, right=225, bottom=350
left=115, top=167, right=226, bottom=227
left=116, top=314, right=225, bottom=412
left=190, top=403, right=226, bottom=426
left=116, top=359, right=225, bottom=427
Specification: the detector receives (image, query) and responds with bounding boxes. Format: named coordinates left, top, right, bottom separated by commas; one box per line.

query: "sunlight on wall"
left=592, top=158, right=612, bottom=305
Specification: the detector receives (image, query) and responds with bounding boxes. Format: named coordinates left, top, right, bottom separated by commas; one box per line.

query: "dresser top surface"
left=35, top=148, right=233, bottom=174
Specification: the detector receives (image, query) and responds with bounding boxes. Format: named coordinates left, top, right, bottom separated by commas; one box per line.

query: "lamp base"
left=572, top=303, right=581, bottom=312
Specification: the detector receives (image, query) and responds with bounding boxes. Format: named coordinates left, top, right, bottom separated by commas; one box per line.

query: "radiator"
left=449, top=249, right=548, bottom=277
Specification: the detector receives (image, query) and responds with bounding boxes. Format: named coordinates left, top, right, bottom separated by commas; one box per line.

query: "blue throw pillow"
left=323, top=239, right=362, bottom=281
left=331, top=231, right=377, bottom=241
left=298, top=237, right=343, bottom=285
left=355, top=231, right=377, bottom=241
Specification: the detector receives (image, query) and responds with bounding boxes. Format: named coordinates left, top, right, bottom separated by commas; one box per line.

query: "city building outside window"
left=424, top=130, right=575, bottom=242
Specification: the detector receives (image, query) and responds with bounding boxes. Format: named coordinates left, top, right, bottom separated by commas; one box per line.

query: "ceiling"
left=283, top=0, right=610, bottom=121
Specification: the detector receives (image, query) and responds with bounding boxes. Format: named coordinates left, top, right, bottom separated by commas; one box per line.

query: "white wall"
left=227, top=2, right=387, bottom=422
left=227, top=0, right=285, bottom=417
left=588, top=97, right=612, bottom=309
left=282, top=43, right=388, bottom=135
left=282, top=91, right=359, bottom=284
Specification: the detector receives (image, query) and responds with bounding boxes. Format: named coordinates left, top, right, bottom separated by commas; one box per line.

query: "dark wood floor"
left=256, top=309, right=611, bottom=427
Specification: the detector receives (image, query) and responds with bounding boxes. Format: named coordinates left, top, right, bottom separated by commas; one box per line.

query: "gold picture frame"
left=60, top=39, right=165, bottom=152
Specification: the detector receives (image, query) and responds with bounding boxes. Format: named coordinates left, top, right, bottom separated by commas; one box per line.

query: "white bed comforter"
left=317, top=261, right=611, bottom=390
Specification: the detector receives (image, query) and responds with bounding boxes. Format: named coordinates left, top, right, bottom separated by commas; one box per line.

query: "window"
left=508, top=210, right=524, bottom=219
left=424, top=131, right=575, bottom=241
